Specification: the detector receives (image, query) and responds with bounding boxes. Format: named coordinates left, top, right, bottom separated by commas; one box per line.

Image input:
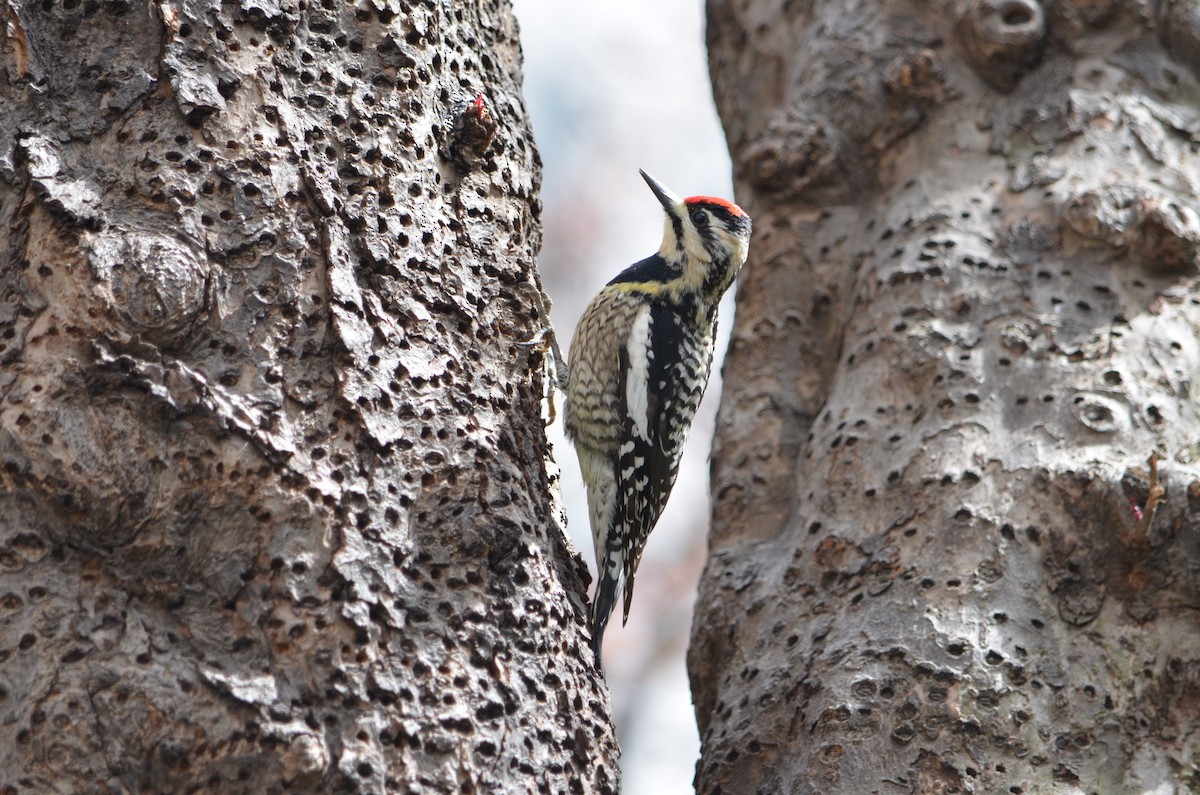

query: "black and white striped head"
left=640, top=170, right=752, bottom=302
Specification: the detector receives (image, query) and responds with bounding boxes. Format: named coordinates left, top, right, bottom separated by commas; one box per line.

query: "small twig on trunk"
left=1136, top=451, right=1165, bottom=536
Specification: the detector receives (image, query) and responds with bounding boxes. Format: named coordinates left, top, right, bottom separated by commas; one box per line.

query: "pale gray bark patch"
left=695, top=0, right=1200, bottom=792
left=0, top=2, right=617, bottom=793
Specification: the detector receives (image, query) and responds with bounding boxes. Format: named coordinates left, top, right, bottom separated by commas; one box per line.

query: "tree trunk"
left=0, top=2, right=617, bottom=793
left=694, top=0, right=1200, bottom=792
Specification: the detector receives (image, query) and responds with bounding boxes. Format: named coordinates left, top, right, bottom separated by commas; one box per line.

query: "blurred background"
left=510, top=1, right=737, bottom=792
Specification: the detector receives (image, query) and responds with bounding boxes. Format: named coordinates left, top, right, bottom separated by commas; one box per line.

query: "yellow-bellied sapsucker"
left=565, top=170, right=752, bottom=665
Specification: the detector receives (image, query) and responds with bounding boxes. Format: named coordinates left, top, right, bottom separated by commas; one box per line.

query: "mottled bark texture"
left=694, top=0, right=1200, bottom=792
left=0, top=2, right=617, bottom=793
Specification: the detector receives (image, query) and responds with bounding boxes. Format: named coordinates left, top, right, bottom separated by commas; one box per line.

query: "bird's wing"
left=615, top=303, right=690, bottom=623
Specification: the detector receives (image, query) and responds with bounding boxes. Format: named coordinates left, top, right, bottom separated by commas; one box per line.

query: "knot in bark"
left=1060, top=185, right=1200, bottom=271
left=1073, top=394, right=1125, bottom=434
left=88, top=231, right=209, bottom=344
left=883, top=49, right=949, bottom=106
left=958, top=0, right=1046, bottom=91
left=1139, top=196, right=1200, bottom=272
left=1059, top=183, right=1140, bottom=246
left=742, top=108, right=840, bottom=199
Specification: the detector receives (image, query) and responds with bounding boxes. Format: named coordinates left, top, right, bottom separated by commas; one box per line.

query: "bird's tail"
left=589, top=549, right=624, bottom=668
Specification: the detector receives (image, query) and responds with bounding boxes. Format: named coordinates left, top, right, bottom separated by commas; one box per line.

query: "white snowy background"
left=510, top=1, right=738, bottom=792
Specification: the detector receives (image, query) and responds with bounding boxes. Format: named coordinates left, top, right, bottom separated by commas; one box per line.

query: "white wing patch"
left=624, top=305, right=653, bottom=442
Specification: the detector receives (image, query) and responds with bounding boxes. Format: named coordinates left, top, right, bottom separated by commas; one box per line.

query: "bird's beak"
left=640, top=170, right=683, bottom=214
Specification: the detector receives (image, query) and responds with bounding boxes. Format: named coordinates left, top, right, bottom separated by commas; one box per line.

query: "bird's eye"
left=689, top=209, right=709, bottom=227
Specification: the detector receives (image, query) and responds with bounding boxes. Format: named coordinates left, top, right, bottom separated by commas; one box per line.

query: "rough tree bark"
left=0, top=2, right=617, bottom=793
left=694, top=0, right=1200, bottom=792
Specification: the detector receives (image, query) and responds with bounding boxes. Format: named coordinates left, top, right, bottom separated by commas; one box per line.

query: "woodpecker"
left=564, top=170, right=752, bottom=665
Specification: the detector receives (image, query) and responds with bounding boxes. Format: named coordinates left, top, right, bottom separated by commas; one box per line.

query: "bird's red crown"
left=684, top=195, right=747, bottom=217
